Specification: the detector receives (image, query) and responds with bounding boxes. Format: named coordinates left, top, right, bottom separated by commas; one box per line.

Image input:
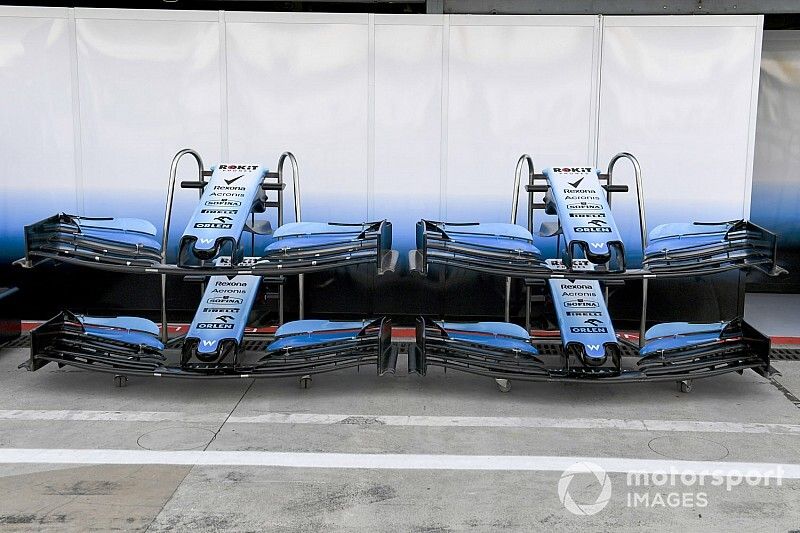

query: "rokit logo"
left=553, top=167, right=593, bottom=174
left=218, top=164, right=258, bottom=171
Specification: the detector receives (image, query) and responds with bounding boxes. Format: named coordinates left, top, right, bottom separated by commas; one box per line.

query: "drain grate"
left=770, top=348, right=800, bottom=361
left=0, top=336, right=30, bottom=349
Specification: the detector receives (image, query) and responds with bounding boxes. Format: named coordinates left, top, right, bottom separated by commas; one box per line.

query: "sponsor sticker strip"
left=546, top=259, right=617, bottom=358
left=543, top=167, right=623, bottom=256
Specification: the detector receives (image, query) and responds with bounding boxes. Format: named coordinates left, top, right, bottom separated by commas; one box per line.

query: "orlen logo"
left=570, top=326, right=608, bottom=334
left=564, top=299, right=600, bottom=309
left=207, top=296, right=243, bottom=305
left=552, top=167, right=592, bottom=173
left=218, top=164, right=258, bottom=171
left=196, top=323, right=234, bottom=330
left=575, top=227, right=612, bottom=233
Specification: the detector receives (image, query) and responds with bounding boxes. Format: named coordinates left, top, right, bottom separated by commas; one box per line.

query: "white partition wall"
left=74, top=9, right=223, bottom=241
left=0, top=8, right=76, bottom=256
left=752, top=31, right=800, bottom=248
left=446, top=15, right=599, bottom=227
left=0, top=7, right=765, bottom=265
left=226, top=13, right=370, bottom=226
left=373, top=16, right=444, bottom=250
left=597, top=15, right=763, bottom=260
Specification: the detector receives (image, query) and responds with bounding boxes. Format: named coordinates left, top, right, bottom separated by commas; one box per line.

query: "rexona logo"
left=563, top=299, right=600, bottom=309
left=552, top=167, right=593, bottom=174
left=575, top=227, right=612, bottom=233
left=560, top=283, right=594, bottom=290
left=218, top=164, right=258, bottom=171
left=215, top=281, right=247, bottom=287
left=567, top=202, right=603, bottom=210
left=207, top=296, right=243, bottom=305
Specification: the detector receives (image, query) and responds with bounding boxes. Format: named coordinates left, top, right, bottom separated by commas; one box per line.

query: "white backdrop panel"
left=0, top=9, right=76, bottom=254
left=373, top=17, right=443, bottom=251
left=752, top=31, right=800, bottom=246
left=226, top=14, right=369, bottom=226
left=598, top=15, right=762, bottom=257
left=75, top=11, right=222, bottom=243
left=445, top=15, right=598, bottom=233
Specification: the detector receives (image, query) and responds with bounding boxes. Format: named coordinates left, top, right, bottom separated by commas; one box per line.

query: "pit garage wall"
left=751, top=30, right=800, bottom=292
left=0, top=8, right=763, bottom=322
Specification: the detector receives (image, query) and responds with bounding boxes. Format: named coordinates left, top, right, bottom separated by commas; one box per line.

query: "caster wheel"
left=114, top=375, right=127, bottom=388
left=300, top=375, right=312, bottom=389
left=495, top=378, right=511, bottom=393
left=678, top=379, right=692, bottom=394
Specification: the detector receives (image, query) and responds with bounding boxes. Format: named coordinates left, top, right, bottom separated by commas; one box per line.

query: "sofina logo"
left=558, top=462, right=612, bottom=516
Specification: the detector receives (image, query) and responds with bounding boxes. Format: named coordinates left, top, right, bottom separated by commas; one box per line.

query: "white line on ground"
left=227, top=414, right=800, bottom=435
left=0, top=449, right=798, bottom=477
left=1, top=409, right=798, bottom=436
left=0, top=410, right=228, bottom=423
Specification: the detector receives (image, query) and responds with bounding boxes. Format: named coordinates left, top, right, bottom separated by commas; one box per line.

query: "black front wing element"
left=409, top=317, right=771, bottom=384
left=20, top=214, right=398, bottom=276
left=411, top=219, right=785, bottom=280
left=23, top=312, right=397, bottom=379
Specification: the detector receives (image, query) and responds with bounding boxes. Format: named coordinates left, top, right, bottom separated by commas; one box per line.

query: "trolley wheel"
left=495, top=378, right=511, bottom=393
left=114, top=375, right=128, bottom=388
left=678, top=379, right=693, bottom=394
left=300, top=375, right=312, bottom=389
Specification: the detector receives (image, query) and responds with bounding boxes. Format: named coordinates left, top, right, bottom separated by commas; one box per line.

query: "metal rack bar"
left=161, top=149, right=205, bottom=343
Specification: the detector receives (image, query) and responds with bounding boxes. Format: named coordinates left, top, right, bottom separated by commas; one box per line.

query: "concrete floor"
left=0, top=346, right=799, bottom=532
